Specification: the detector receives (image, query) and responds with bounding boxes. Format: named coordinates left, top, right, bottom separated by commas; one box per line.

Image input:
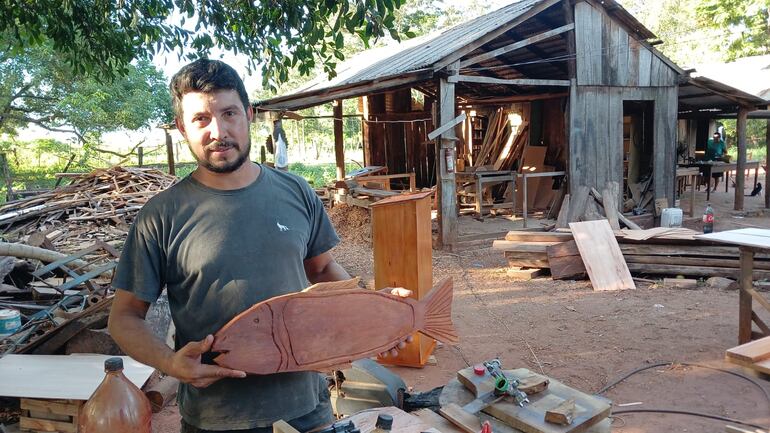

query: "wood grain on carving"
left=212, top=277, right=457, bottom=374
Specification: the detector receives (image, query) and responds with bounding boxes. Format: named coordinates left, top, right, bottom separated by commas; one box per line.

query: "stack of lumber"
left=495, top=226, right=763, bottom=281
left=0, top=166, right=176, bottom=250
left=625, top=176, right=655, bottom=213
left=725, top=336, right=770, bottom=375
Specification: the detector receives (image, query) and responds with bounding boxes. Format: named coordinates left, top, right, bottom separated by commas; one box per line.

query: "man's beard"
left=192, top=138, right=251, bottom=173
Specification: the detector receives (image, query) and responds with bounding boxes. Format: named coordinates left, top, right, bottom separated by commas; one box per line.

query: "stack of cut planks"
left=495, top=225, right=759, bottom=283
left=0, top=166, right=176, bottom=251
left=725, top=336, right=770, bottom=376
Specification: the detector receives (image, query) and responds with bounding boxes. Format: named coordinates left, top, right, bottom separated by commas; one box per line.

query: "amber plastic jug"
left=79, top=357, right=152, bottom=432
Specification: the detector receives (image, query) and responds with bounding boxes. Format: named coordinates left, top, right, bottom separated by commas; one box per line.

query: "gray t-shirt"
left=113, top=165, right=340, bottom=430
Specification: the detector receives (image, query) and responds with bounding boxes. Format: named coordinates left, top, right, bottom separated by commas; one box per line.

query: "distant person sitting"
left=704, top=131, right=727, bottom=192
left=748, top=182, right=763, bottom=197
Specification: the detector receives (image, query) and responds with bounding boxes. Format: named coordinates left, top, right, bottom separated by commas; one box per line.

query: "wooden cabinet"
left=371, top=191, right=435, bottom=367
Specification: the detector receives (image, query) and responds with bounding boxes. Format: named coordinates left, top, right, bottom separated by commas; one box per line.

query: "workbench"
left=696, top=229, right=770, bottom=344
left=456, top=170, right=516, bottom=219
left=675, top=167, right=698, bottom=217
left=679, top=161, right=760, bottom=201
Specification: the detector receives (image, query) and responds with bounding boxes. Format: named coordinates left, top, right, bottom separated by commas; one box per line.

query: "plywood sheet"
left=0, top=355, right=154, bottom=400
left=726, top=336, right=770, bottom=363
left=697, top=228, right=770, bottom=250
left=569, top=220, right=635, bottom=291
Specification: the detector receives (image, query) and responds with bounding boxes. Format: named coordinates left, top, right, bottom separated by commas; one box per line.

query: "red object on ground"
left=481, top=421, right=492, bottom=433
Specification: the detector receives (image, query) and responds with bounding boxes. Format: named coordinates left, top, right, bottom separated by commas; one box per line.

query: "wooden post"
left=765, top=119, right=770, bottom=209
left=0, top=152, right=13, bottom=201
left=437, top=63, right=459, bottom=249
left=739, top=247, right=754, bottom=344
left=137, top=146, right=144, bottom=167
left=361, top=96, right=371, bottom=167
left=333, top=100, right=345, bottom=181
left=165, top=128, right=175, bottom=176
left=735, top=107, right=748, bottom=210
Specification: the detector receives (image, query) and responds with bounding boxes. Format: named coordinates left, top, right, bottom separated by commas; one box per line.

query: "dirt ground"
left=147, top=171, right=770, bottom=433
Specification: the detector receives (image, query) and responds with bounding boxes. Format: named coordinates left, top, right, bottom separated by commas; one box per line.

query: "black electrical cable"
left=597, top=361, right=770, bottom=430
left=611, top=408, right=766, bottom=431
left=597, top=361, right=770, bottom=406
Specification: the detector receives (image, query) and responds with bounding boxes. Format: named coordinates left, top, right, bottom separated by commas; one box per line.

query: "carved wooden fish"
left=211, top=277, right=457, bottom=374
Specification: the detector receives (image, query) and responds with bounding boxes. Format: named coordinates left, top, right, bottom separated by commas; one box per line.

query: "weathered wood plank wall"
left=574, top=1, right=678, bottom=87
left=569, top=0, right=679, bottom=206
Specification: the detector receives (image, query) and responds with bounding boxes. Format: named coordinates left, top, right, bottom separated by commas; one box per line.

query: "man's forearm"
left=307, top=259, right=351, bottom=283
left=108, top=313, right=176, bottom=374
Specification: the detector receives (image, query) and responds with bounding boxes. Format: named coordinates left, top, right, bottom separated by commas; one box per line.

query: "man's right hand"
left=166, top=334, right=247, bottom=388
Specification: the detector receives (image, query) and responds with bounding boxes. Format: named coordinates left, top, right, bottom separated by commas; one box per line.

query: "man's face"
left=713, top=133, right=720, bottom=141
left=176, top=89, right=253, bottom=174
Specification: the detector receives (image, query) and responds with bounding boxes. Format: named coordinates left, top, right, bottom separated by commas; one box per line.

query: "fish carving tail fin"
left=420, top=277, right=459, bottom=344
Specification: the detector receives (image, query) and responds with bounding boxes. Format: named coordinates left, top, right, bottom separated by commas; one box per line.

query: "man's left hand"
left=378, top=287, right=415, bottom=358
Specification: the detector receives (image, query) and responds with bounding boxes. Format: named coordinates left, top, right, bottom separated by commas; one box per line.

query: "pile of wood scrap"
left=495, top=225, right=759, bottom=285
left=0, top=166, right=176, bottom=250
left=0, top=241, right=120, bottom=356
left=556, top=182, right=642, bottom=230
left=469, top=108, right=526, bottom=171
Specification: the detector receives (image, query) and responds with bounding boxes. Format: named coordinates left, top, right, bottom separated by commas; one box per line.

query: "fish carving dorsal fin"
left=303, top=278, right=361, bottom=293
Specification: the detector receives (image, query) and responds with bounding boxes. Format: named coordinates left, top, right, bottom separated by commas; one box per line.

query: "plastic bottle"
left=372, top=414, right=393, bottom=433
left=79, top=357, right=152, bottom=433
left=703, top=203, right=714, bottom=234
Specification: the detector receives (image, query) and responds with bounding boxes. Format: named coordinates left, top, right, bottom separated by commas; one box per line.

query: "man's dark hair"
left=713, top=131, right=721, bottom=137
left=170, top=59, right=250, bottom=119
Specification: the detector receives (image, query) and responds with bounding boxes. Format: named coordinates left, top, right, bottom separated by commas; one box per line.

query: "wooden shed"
left=257, top=0, right=684, bottom=248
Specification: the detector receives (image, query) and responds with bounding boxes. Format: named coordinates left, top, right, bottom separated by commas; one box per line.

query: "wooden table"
left=680, top=161, right=760, bottom=201
left=696, top=229, right=770, bottom=344
left=519, top=171, right=566, bottom=228
left=675, top=167, right=698, bottom=217
left=456, top=170, right=516, bottom=219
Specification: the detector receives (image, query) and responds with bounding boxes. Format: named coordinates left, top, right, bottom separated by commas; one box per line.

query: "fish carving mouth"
left=201, top=350, right=229, bottom=365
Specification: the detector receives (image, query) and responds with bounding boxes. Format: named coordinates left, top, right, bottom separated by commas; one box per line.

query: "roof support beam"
left=258, top=71, right=433, bottom=111
left=459, top=23, right=574, bottom=68
left=433, top=0, right=561, bottom=72
left=448, top=75, right=570, bottom=87
left=678, top=92, right=719, bottom=100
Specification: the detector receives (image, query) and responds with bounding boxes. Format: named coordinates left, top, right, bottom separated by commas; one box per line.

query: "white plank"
left=570, top=220, right=636, bottom=291
left=697, top=229, right=770, bottom=249
left=0, top=354, right=154, bottom=400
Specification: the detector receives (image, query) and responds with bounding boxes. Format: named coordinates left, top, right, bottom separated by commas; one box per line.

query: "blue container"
left=0, top=309, right=21, bottom=337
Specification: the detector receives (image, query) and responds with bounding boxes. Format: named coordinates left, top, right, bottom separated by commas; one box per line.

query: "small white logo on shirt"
left=276, top=222, right=289, bottom=232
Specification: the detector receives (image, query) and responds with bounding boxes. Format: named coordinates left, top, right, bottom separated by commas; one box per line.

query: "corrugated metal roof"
left=257, top=0, right=667, bottom=110
left=691, top=55, right=770, bottom=100
left=265, top=0, right=542, bottom=99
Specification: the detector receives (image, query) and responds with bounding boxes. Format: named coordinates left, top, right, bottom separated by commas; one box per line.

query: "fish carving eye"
left=253, top=318, right=260, bottom=324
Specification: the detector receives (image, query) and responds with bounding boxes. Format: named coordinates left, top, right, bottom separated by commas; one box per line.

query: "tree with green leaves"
left=696, top=0, right=769, bottom=60
left=0, top=34, right=172, bottom=150
left=1, top=0, right=410, bottom=87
